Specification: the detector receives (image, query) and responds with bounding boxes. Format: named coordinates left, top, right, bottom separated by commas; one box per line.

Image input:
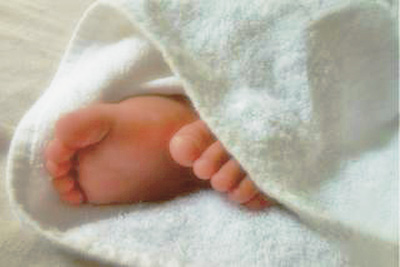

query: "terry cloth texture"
left=7, top=0, right=398, bottom=266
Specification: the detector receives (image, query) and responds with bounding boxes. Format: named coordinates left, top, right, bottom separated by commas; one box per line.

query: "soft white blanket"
left=7, top=0, right=398, bottom=266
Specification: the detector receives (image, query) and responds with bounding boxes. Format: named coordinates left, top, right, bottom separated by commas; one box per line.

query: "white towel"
left=7, top=0, right=398, bottom=266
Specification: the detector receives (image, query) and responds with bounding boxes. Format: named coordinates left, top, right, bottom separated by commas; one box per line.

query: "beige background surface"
left=0, top=1, right=114, bottom=266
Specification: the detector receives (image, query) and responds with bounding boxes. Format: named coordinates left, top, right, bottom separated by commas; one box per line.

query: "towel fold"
left=7, top=0, right=398, bottom=266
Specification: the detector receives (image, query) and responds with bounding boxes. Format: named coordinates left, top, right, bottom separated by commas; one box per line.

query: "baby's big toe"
left=55, top=104, right=112, bottom=149
left=169, top=120, right=216, bottom=167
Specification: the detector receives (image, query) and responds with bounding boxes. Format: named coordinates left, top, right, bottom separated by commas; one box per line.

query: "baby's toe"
left=60, top=189, right=85, bottom=205
left=243, top=194, right=273, bottom=211
left=46, top=160, right=72, bottom=178
left=52, top=175, right=75, bottom=194
left=210, top=159, right=246, bottom=192
left=45, top=139, right=75, bottom=163
left=193, top=141, right=230, bottom=180
left=228, top=178, right=259, bottom=204
left=170, top=120, right=216, bottom=167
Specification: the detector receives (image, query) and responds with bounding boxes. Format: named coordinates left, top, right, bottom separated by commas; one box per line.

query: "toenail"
left=172, top=135, right=197, bottom=148
left=171, top=135, right=185, bottom=147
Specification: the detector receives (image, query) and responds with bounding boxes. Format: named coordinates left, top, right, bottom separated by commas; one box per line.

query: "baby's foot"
left=170, top=120, right=273, bottom=210
left=44, top=96, right=206, bottom=205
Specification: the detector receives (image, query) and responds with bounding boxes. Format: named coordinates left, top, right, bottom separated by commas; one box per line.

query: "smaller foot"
left=44, top=104, right=113, bottom=205
left=170, top=120, right=273, bottom=210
